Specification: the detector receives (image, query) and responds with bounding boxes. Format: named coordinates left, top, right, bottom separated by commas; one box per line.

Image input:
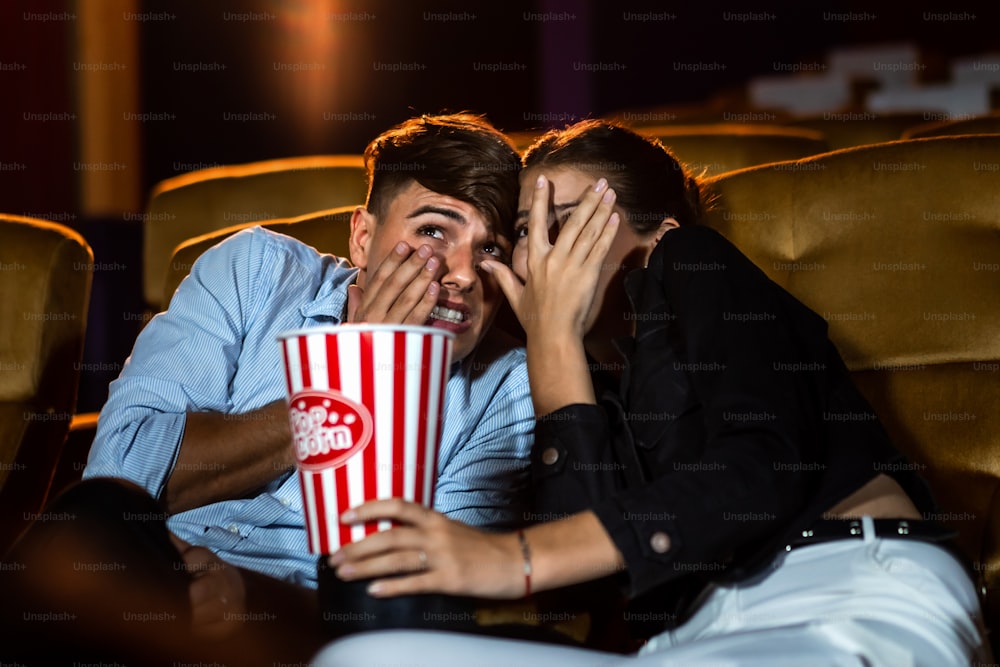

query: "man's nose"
left=438, top=245, right=477, bottom=292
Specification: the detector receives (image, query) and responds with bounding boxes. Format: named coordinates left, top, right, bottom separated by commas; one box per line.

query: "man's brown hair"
left=364, top=113, right=521, bottom=240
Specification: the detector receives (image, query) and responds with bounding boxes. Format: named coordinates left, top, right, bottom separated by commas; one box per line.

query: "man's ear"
left=348, top=206, right=375, bottom=270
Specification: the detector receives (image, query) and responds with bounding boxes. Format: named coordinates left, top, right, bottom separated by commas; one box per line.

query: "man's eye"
left=514, top=225, right=528, bottom=239
left=481, top=243, right=505, bottom=259
left=416, top=225, right=445, bottom=240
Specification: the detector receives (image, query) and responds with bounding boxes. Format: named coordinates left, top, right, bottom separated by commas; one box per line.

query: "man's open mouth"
left=429, top=305, right=467, bottom=325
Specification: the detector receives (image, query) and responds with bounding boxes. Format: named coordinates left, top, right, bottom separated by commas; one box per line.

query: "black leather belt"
left=787, top=518, right=958, bottom=551
left=782, top=518, right=985, bottom=607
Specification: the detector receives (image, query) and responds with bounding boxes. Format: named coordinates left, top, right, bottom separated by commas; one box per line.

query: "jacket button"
left=541, top=447, right=559, bottom=465
left=650, top=531, right=671, bottom=554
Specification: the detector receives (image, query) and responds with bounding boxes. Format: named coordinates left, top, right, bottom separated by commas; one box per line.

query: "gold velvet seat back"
left=702, top=135, right=1000, bottom=634
left=142, top=155, right=367, bottom=310
left=0, top=215, right=92, bottom=550
left=162, top=206, right=356, bottom=310
left=903, top=111, right=1000, bottom=139
left=638, top=124, right=829, bottom=177
left=785, top=112, right=931, bottom=149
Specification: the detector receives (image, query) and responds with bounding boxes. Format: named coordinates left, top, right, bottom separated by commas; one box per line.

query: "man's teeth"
left=430, top=306, right=464, bottom=324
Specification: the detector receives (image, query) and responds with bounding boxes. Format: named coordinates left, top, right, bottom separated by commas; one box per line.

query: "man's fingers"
left=179, top=544, right=220, bottom=576
left=352, top=245, right=440, bottom=323
left=384, top=266, right=439, bottom=324
left=346, top=284, right=363, bottom=322
left=168, top=532, right=191, bottom=555
left=367, top=241, right=413, bottom=286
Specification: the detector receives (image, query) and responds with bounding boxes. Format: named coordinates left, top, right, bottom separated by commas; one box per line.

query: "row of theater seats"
left=603, top=104, right=1000, bottom=148
left=1, top=125, right=998, bottom=652
left=145, top=111, right=1000, bottom=314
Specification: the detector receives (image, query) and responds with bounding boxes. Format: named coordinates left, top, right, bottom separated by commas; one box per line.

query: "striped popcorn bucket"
left=278, top=324, right=454, bottom=554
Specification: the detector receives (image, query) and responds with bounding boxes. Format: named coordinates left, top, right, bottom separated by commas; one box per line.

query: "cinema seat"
left=637, top=124, right=829, bottom=176
left=162, top=206, right=357, bottom=310
left=902, top=112, right=1000, bottom=139
left=785, top=112, right=929, bottom=149
left=701, top=135, right=1000, bottom=646
left=142, top=155, right=367, bottom=312
left=0, top=215, right=93, bottom=551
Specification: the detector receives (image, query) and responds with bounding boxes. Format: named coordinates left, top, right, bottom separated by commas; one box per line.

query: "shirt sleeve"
left=433, top=346, right=535, bottom=531
left=84, top=228, right=275, bottom=498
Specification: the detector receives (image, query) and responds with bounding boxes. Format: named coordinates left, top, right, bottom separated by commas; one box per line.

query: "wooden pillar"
left=74, top=0, right=142, bottom=215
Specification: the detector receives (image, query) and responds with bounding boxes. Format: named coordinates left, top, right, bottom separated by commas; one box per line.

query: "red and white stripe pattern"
left=280, top=325, right=453, bottom=554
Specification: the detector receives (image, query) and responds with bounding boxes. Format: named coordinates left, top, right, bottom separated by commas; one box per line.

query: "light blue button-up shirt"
left=85, top=227, right=533, bottom=587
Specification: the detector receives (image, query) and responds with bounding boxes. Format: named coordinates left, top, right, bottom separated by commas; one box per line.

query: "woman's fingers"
left=328, top=499, right=437, bottom=569
left=586, top=211, right=620, bottom=269
left=341, top=497, right=435, bottom=526
left=480, top=260, right=525, bottom=321
left=527, top=173, right=553, bottom=260
left=336, top=542, right=430, bottom=582
left=325, top=503, right=522, bottom=600
left=526, top=173, right=618, bottom=266
left=564, top=182, right=618, bottom=264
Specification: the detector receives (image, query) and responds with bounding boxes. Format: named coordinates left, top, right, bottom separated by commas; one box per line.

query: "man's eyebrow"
left=515, top=200, right=580, bottom=222
left=406, top=205, right=467, bottom=225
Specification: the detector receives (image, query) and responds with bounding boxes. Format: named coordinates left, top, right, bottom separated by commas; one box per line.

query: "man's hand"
left=170, top=534, right=247, bottom=639
left=347, top=242, right=441, bottom=324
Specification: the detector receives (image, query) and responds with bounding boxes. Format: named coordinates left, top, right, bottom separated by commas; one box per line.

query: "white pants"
left=313, top=520, right=992, bottom=667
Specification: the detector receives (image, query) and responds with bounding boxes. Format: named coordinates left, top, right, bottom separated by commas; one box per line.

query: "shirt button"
left=281, top=497, right=291, bottom=507
left=541, top=447, right=559, bottom=465
left=228, top=524, right=240, bottom=534
left=650, top=531, right=671, bottom=554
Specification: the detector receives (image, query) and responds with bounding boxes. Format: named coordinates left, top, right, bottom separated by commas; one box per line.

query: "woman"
left=316, top=121, right=991, bottom=666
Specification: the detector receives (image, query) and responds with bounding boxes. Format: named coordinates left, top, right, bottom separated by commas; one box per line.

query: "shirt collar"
left=299, top=264, right=359, bottom=321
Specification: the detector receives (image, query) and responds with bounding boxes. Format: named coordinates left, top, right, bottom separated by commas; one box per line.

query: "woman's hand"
left=483, top=175, right=620, bottom=416
left=483, top=174, right=619, bottom=341
left=327, top=499, right=524, bottom=599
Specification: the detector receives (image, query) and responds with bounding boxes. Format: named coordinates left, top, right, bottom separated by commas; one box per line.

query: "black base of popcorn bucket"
left=316, top=557, right=592, bottom=647
left=317, top=556, right=480, bottom=637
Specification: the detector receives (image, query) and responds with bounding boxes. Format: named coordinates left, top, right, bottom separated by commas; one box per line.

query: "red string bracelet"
left=517, top=529, right=532, bottom=597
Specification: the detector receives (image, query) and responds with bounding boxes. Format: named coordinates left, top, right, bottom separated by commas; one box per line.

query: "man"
left=5, top=113, right=532, bottom=663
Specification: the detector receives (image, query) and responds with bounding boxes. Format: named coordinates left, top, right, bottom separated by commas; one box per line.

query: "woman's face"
left=513, top=166, right=656, bottom=342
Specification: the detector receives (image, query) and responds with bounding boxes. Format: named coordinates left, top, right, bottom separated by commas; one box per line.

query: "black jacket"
left=530, top=226, right=937, bottom=608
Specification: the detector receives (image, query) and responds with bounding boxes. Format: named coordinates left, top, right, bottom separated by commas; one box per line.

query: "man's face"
left=350, top=181, right=511, bottom=362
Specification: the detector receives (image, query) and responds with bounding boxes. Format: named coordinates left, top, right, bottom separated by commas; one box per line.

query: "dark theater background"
left=3, top=0, right=1000, bottom=661
left=1, top=0, right=997, bottom=418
